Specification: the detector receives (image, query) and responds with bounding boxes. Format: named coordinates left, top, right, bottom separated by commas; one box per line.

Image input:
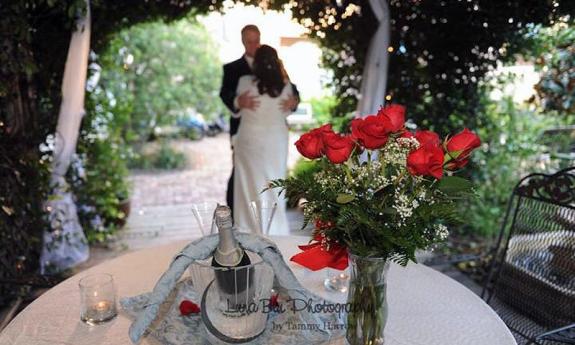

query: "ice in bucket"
left=190, top=252, right=274, bottom=343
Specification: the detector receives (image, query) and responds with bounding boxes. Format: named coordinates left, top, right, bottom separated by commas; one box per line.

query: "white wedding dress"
left=233, top=75, right=292, bottom=235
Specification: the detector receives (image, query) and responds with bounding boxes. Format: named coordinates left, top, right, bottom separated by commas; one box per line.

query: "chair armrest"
left=535, top=323, right=575, bottom=344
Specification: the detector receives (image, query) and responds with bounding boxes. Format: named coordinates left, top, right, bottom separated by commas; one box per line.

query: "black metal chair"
left=481, top=167, right=575, bottom=345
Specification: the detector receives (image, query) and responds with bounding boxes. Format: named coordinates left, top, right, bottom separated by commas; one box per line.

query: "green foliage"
left=180, top=126, right=205, bottom=141
left=0, top=143, right=50, bottom=303
left=309, top=95, right=337, bottom=125
left=69, top=87, right=131, bottom=243
left=98, top=18, right=224, bottom=145
left=155, top=143, right=186, bottom=169
left=70, top=145, right=129, bottom=244
left=280, top=0, right=575, bottom=134
left=459, top=97, right=564, bottom=237
left=283, top=158, right=322, bottom=207
left=436, top=176, right=475, bottom=198
left=539, top=127, right=575, bottom=170
left=128, top=141, right=187, bottom=170
left=532, top=24, right=575, bottom=116
left=0, top=0, right=216, bottom=284
left=290, top=158, right=322, bottom=178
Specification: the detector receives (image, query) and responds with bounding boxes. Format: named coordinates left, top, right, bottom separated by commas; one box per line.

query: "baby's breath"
left=434, top=224, right=449, bottom=240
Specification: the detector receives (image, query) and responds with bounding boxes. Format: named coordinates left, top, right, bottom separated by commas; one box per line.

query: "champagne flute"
left=249, top=199, right=277, bottom=236
left=191, top=202, right=218, bottom=236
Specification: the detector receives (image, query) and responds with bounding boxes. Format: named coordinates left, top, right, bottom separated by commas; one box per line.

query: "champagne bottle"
left=211, top=205, right=253, bottom=309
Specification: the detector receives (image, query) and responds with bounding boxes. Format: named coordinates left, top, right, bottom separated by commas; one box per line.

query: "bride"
left=232, top=45, right=293, bottom=234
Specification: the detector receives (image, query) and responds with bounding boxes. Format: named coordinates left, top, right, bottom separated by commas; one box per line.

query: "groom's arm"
left=219, top=63, right=239, bottom=114
left=281, top=83, right=300, bottom=113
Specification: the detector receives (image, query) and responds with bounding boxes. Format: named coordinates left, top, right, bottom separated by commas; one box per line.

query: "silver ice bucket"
left=189, top=251, right=274, bottom=344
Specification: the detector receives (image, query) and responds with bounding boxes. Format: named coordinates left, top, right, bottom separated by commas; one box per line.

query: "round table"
left=0, top=236, right=517, bottom=345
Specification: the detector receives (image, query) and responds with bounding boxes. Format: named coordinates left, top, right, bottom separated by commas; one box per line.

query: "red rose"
left=445, top=128, right=481, bottom=169
left=415, top=130, right=441, bottom=147
left=377, top=104, right=406, bottom=133
left=407, top=144, right=445, bottom=180
left=295, top=124, right=333, bottom=159
left=315, top=123, right=334, bottom=135
left=179, top=300, right=200, bottom=315
left=323, top=132, right=355, bottom=164
left=351, top=115, right=389, bottom=149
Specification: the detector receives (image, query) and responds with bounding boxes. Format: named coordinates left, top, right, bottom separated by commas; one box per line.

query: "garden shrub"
left=128, top=141, right=187, bottom=170
left=459, top=97, right=564, bottom=238
left=286, top=158, right=322, bottom=208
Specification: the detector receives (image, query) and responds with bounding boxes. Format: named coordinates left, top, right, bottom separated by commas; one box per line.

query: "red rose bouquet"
left=270, top=104, right=481, bottom=266
left=271, top=104, right=480, bottom=345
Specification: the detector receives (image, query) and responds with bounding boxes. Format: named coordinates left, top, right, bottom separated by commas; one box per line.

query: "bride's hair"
left=253, top=45, right=287, bottom=98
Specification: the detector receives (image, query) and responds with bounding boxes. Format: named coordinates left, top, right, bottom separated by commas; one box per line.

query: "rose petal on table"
left=179, top=300, right=200, bottom=315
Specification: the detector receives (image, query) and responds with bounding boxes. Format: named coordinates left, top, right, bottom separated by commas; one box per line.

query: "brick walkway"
left=129, top=135, right=232, bottom=209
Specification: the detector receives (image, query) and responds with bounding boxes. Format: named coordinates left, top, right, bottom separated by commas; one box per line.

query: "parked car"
left=205, top=113, right=229, bottom=137
left=176, top=111, right=208, bottom=140
left=287, top=102, right=314, bottom=128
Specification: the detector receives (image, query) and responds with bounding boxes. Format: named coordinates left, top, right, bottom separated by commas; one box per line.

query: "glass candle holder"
left=79, top=273, right=117, bottom=325
left=324, top=268, right=350, bottom=293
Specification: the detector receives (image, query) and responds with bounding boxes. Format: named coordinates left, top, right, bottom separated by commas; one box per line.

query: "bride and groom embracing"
left=219, top=25, right=300, bottom=235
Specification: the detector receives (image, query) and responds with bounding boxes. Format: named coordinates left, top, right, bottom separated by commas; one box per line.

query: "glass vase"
left=346, top=254, right=390, bottom=345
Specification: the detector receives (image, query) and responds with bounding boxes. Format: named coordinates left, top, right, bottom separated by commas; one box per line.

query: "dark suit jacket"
left=219, top=57, right=252, bottom=137
left=219, top=56, right=300, bottom=137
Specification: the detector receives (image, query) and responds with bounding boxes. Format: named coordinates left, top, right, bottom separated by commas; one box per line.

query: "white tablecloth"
left=0, top=236, right=517, bottom=345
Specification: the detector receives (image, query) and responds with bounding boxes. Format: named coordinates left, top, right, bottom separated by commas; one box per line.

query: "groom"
left=219, top=24, right=299, bottom=211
